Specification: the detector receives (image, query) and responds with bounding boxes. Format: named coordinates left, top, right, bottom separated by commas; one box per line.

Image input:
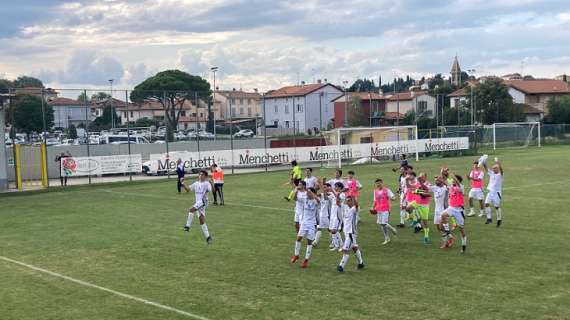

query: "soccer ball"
left=478, top=154, right=489, bottom=166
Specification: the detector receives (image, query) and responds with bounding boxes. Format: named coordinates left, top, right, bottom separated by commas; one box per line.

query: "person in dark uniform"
left=55, top=151, right=72, bottom=186
left=176, top=158, right=189, bottom=193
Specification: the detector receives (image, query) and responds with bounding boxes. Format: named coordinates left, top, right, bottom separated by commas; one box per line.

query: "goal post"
left=325, top=125, right=419, bottom=169
left=485, top=122, right=541, bottom=150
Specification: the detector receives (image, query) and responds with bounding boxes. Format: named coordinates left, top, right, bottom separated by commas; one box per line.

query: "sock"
left=423, top=227, right=430, bottom=239
left=337, top=233, right=344, bottom=247
left=185, top=212, right=194, bottom=228
left=200, top=224, right=210, bottom=239
left=400, top=210, right=406, bottom=224
left=461, top=236, right=467, bottom=246
left=219, top=188, right=224, bottom=204
left=355, top=249, right=363, bottom=264
left=314, top=231, right=322, bottom=244
left=496, top=208, right=502, bottom=221
left=294, top=240, right=301, bottom=256
left=486, top=207, right=492, bottom=219
left=305, top=244, right=313, bottom=260
left=287, top=189, right=295, bottom=200
left=381, top=225, right=389, bottom=241
left=339, top=254, right=349, bottom=268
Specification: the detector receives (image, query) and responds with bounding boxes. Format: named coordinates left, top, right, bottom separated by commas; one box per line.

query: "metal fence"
left=2, top=87, right=569, bottom=191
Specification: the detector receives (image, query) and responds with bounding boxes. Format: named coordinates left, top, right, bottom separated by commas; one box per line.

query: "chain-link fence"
left=2, top=87, right=569, bottom=191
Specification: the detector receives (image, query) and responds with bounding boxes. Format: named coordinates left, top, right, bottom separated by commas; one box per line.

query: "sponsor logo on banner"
left=148, top=137, right=469, bottom=171
left=61, top=155, right=142, bottom=177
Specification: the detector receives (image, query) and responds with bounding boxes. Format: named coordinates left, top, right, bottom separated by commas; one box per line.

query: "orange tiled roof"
left=387, top=91, right=427, bottom=101
left=265, top=83, right=340, bottom=98
left=504, top=79, right=569, bottom=94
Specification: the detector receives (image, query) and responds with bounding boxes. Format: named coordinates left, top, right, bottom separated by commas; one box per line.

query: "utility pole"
left=210, top=66, right=218, bottom=140
left=108, top=79, right=114, bottom=130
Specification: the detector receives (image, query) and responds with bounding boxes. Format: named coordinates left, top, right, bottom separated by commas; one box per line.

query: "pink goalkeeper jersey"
left=346, top=179, right=360, bottom=199
left=449, top=184, right=465, bottom=207
left=416, top=182, right=432, bottom=206
left=470, top=170, right=484, bottom=189
left=406, top=181, right=420, bottom=202
left=373, top=188, right=393, bottom=212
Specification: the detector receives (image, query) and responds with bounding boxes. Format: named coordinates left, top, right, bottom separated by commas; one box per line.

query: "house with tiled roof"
left=263, top=82, right=343, bottom=133
left=385, top=91, right=436, bottom=119
left=48, top=97, right=91, bottom=129
left=504, top=79, right=569, bottom=114
left=331, top=92, right=387, bottom=128
left=213, top=89, right=261, bottom=120
left=115, top=99, right=207, bottom=130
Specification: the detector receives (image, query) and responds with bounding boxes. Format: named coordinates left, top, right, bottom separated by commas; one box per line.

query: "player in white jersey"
left=429, top=176, right=448, bottom=247
left=483, top=158, right=504, bottom=227
left=396, top=166, right=410, bottom=228
left=313, top=182, right=333, bottom=248
left=327, top=169, right=345, bottom=191
left=304, top=168, right=319, bottom=190
left=337, top=195, right=365, bottom=272
left=183, top=170, right=213, bottom=245
left=291, top=188, right=320, bottom=268
left=328, top=182, right=345, bottom=251
left=293, top=180, right=308, bottom=232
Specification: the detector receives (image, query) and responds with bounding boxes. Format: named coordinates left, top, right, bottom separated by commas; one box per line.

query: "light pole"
left=210, top=66, right=218, bottom=140
left=108, top=79, right=114, bottom=130
left=342, top=80, right=349, bottom=127
left=468, top=69, right=476, bottom=125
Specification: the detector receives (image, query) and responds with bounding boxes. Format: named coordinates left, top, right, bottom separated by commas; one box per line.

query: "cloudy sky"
left=1, top=0, right=569, bottom=92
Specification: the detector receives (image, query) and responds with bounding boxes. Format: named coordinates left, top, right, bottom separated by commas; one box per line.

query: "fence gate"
left=14, top=144, right=48, bottom=190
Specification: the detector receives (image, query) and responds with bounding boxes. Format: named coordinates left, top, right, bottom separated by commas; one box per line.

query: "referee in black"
left=176, top=158, right=189, bottom=193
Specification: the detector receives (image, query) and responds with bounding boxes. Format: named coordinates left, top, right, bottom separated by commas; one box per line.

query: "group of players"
left=285, top=155, right=505, bottom=272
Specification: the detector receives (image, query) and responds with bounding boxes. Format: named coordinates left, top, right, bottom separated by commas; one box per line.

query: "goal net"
left=482, top=122, right=541, bottom=150
left=322, top=125, right=418, bottom=168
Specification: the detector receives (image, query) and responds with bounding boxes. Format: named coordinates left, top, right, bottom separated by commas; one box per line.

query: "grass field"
left=1, top=146, right=569, bottom=320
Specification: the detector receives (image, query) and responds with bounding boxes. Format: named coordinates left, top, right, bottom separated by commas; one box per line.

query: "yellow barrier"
left=41, top=143, right=48, bottom=187
left=14, top=144, right=22, bottom=190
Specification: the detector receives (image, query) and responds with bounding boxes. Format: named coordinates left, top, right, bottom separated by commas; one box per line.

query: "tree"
left=9, top=94, right=54, bottom=135
left=546, top=96, right=570, bottom=124
left=130, top=70, right=211, bottom=141
left=134, top=117, right=157, bottom=127
left=0, top=79, right=12, bottom=94
left=77, top=92, right=90, bottom=103
left=347, top=96, right=368, bottom=127
left=89, top=106, right=121, bottom=131
left=349, top=78, right=377, bottom=92
left=68, top=124, right=78, bottom=139
left=91, top=92, right=112, bottom=101
left=12, top=76, right=44, bottom=88
left=471, top=78, right=518, bottom=124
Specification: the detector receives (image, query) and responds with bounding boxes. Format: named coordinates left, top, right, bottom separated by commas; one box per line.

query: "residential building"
left=13, top=87, right=58, bottom=100
left=114, top=99, right=207, bottom=130
left=213, top=89, right=261, bottom=120
left=449, top=87, right=469, bottom=109
left=555, top=74, right=569, bottom=83
left=504, top=79, right=570, bottom=114
left=48, top=97, right=91, bottom=129
left=386, top=91, right=436, bottom=118
left=331, top=92, right=387, bottom=128
left=451, top=56, right=462, bottom=86
left=263, top=82, right=343, bottom=133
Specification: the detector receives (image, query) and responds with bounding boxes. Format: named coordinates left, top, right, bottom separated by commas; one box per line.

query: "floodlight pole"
left=211, top=66, right=218, bottom=140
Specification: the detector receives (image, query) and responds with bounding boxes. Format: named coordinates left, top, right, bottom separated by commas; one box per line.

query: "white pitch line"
left=0, top=256, right=209, bottom=320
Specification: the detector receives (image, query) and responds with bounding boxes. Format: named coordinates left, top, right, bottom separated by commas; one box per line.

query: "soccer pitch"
left=1, top=146, right=569, bottom=320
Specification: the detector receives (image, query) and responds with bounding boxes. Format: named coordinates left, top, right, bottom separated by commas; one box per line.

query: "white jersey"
left=319, top=192, right=331, bottom=217
left=295, top=191, right=308, bottom=213
left=304, top=176, right=318, bottom=189
left=399, top=176, right=407, bottom=194
left=327, top=178, right=345, bottom=189
left=301, top=199, right=318, bottom=226
left=189, top=181, right=212, bottom=204
left=487, top=170, right=504, bottom=193
left=429, top=185, right=447, bottom=213
left=342, top=205, right=358, bottom=234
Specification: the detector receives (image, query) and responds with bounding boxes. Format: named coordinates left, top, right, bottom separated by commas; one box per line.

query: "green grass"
left=1, top=146, right=569, bottom=320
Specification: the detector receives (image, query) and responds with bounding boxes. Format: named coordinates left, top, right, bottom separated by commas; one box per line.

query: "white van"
left=99, top=135, right=149, bottom=144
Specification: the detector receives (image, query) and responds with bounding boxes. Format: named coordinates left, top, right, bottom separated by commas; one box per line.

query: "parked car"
left=45, top=137, right=61, bottom=146
left=198, top=131, right=215, bottom=139
left=233, top=129, right=254, bottom=138
left=100, top=134, right=149, bottom=144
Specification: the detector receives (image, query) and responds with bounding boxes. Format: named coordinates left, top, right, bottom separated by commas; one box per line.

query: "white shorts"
left=469, top=188, right=484, bottom=200
left=434, top=209, right=444, bottom=225
left=294, top=209, right=302, bottom=223
left=342, top=233, right=358, bottom=250
left=446, top=207, right=465, bottom=227
left=329, top=206, right=342, bottom=231
left=318, top=209, right=330, bottom=229
left=192, top=201, right=207, bottom=216
left=298, top=224, right=316, bottom=240
left=376, top=211, right=390, bottom=225
left=485, top=191, right=502, bottom=207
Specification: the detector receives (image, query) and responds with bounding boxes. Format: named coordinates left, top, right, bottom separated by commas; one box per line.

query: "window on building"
left=231, top=98, right=236, bottom=104
left=181, top=111, right=186, bottom=117
left=130, top=111, right=134, bottom=118
left=417, top=101, right=428, bottom=114
left=285, top=105, right=289, bottom=114
left=274, top=105, right=278, bottom=113
left=192, top=113, right=197, bottom=117
left=297, top=104, right=303, bottom=113
left=247, top=108, right=252, bottom=116
left=239, top=108, right=244, bottom=115
left=285, top=121, right=290, bottom=128
left=123, top=112, right=127, bottom=118
left=239, top=98, right=243, bottom=105
left=231, top=108, right=236, bottom=117
left=274, top=120, right=278, bottom=127
left=199, top=113, right=203, bottom=118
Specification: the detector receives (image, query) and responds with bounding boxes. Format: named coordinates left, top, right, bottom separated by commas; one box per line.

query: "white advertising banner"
left=148, top=137, right=469, bottom=172
left=61, top=154, right=142, bottom=177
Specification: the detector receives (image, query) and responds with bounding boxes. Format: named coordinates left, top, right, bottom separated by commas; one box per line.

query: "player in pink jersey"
left=345, top=170, right=363, bottom=200
left=404, top=171, right=423, bottom=233
left=369, top=179, right=397, bottom=245
left=466, top=161, right=485, bottom=217
left=440, top=174, right=467, bottom=253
